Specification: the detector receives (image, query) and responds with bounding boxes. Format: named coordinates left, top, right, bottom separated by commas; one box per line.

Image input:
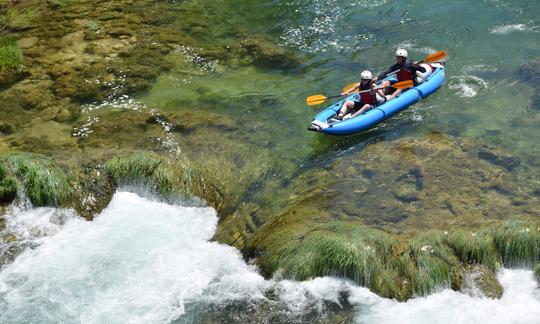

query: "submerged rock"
left=461, top=264, right=503, bottom=299
left=517, top=57, right=540, bottom=110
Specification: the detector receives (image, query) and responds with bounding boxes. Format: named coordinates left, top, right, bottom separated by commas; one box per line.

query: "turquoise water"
left=141, top=0, right=540, bottom=168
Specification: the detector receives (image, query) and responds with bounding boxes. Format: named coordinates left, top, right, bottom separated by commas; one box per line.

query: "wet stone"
left=461, top=265, right=503, bottom=299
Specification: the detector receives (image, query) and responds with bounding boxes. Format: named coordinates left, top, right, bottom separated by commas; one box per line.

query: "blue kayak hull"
left=310, top=67, right=445, bottom=135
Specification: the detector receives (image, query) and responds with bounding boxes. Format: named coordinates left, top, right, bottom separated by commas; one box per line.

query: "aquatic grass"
left=0, top=6, right=36, bottom=31
left=0, top=37, right=23, bottom=70
left=489, top=217, right=540, bottom=268
left=270, top=221, right=419, bottom=299
left=1, top=153, right=73, bottom=206
left=104, top=152, right=177, bottom=198
left=445, top=228, right=502, bottom=271
left=105, top=153, right=205, bottom=197
left=408, top=232, right=461, bottom=296
left=277, top=229, right=384, bottom=288
left=0, top=162, right=18, bottom=204
left=534, top=262, right=540, bottom=282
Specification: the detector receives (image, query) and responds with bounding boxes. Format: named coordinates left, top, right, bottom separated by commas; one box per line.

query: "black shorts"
left=353, top=101, right=375, bottom=111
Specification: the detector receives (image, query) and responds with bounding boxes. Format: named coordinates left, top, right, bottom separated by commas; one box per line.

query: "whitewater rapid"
left=1, top=192, right=539, bottom=323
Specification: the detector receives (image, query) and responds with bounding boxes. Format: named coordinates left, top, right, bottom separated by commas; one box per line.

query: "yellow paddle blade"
left=392, top=80, right=414, bottom=89
left=424, top=50, right=446, bottom=63
left=306, top=94, right=328, bottom=106
left=342, top=82, right=358, bottom=93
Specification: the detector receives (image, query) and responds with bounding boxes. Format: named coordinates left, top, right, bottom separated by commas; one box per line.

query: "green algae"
left=408, top=232, right=462, bottom=295
left=103, top=151, right=220, bottom=208
left=0, top=37, right=23, bottom=70
left=0, top=162, right=17, bottom=204
left=260, top=221, right=414, bottom=300
left=104, top=152, right=179, bottom=199
left=445, top=228, right=502, bottom=271
left=489, top=217, right=540, bottom=268
left=1, top=152, right=73, bottom=207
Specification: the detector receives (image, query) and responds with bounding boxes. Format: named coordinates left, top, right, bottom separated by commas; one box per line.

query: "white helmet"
left=396, top=48, right=408, bottom=58
left=360, top=70, right=372, bottom=80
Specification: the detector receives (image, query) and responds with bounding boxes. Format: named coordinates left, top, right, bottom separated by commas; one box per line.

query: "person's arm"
left=376, top=64, right=398, bottom=80
left=376, top=88, right=386, bottom=99
left=410, top=61, right=426, bottom=73
left=341, top=82, right=360, bottom=96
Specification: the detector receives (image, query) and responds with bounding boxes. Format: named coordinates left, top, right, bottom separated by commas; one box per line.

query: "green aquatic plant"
left=0, top=162, right=18, bottom=204
left=0, top=37, right=23, bottom=70
left=266, top=221, right=416, bottom=300
left=489, top=217, right=540, bottom=268
left=445, top=228, right=502, bottom=271
left=104, top=152, right=212, bottom=200
left=408, top=232, right=461, bottom=296
left=104, top=152, right=177, bottom=198
left=0, top=5, right=36, bottom=31
left=534, top=262, right=540, bottom=282
left=1, top=153, right=73, bottom=206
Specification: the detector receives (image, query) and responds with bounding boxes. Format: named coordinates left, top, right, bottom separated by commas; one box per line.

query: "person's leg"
left=349, top=104, right=373, bottom=118
left=387, top=88, right=402, bottom=100
left=338, top=100, right=355, bottom=117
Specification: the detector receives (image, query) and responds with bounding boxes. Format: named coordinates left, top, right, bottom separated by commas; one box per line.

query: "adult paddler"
left=374, top=48, right=426, bottom=101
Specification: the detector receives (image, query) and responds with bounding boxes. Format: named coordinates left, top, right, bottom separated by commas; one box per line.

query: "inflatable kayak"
left=308, top=64, right=445, bottom=135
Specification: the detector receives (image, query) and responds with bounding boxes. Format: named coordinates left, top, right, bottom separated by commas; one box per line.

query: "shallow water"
left=1, top=192, right=539, bottom=323
left=138, top=0, right=540, bottom=170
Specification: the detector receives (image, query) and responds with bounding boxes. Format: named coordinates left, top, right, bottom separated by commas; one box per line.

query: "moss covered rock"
left=461, top=264, right=503, bottom=299
left=103, top=151, right=222, bottom=210
left=1, top=152, right=74, bottom=207
left=489, top=217, right=540, bottom=268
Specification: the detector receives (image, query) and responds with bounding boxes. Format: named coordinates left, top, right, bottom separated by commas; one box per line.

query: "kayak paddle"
left=306, top=80, right=413, bottom=106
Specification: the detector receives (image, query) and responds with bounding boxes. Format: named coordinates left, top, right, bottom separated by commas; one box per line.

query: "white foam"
left=490, top=24, right=538, bottom=35
left=0, top=192, right=269, bottom=323
left=1, top=192, right=539, bottom=323
left=448, top=75, right=488, bottom=98
left=352, top=269, right=540, bottom=324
